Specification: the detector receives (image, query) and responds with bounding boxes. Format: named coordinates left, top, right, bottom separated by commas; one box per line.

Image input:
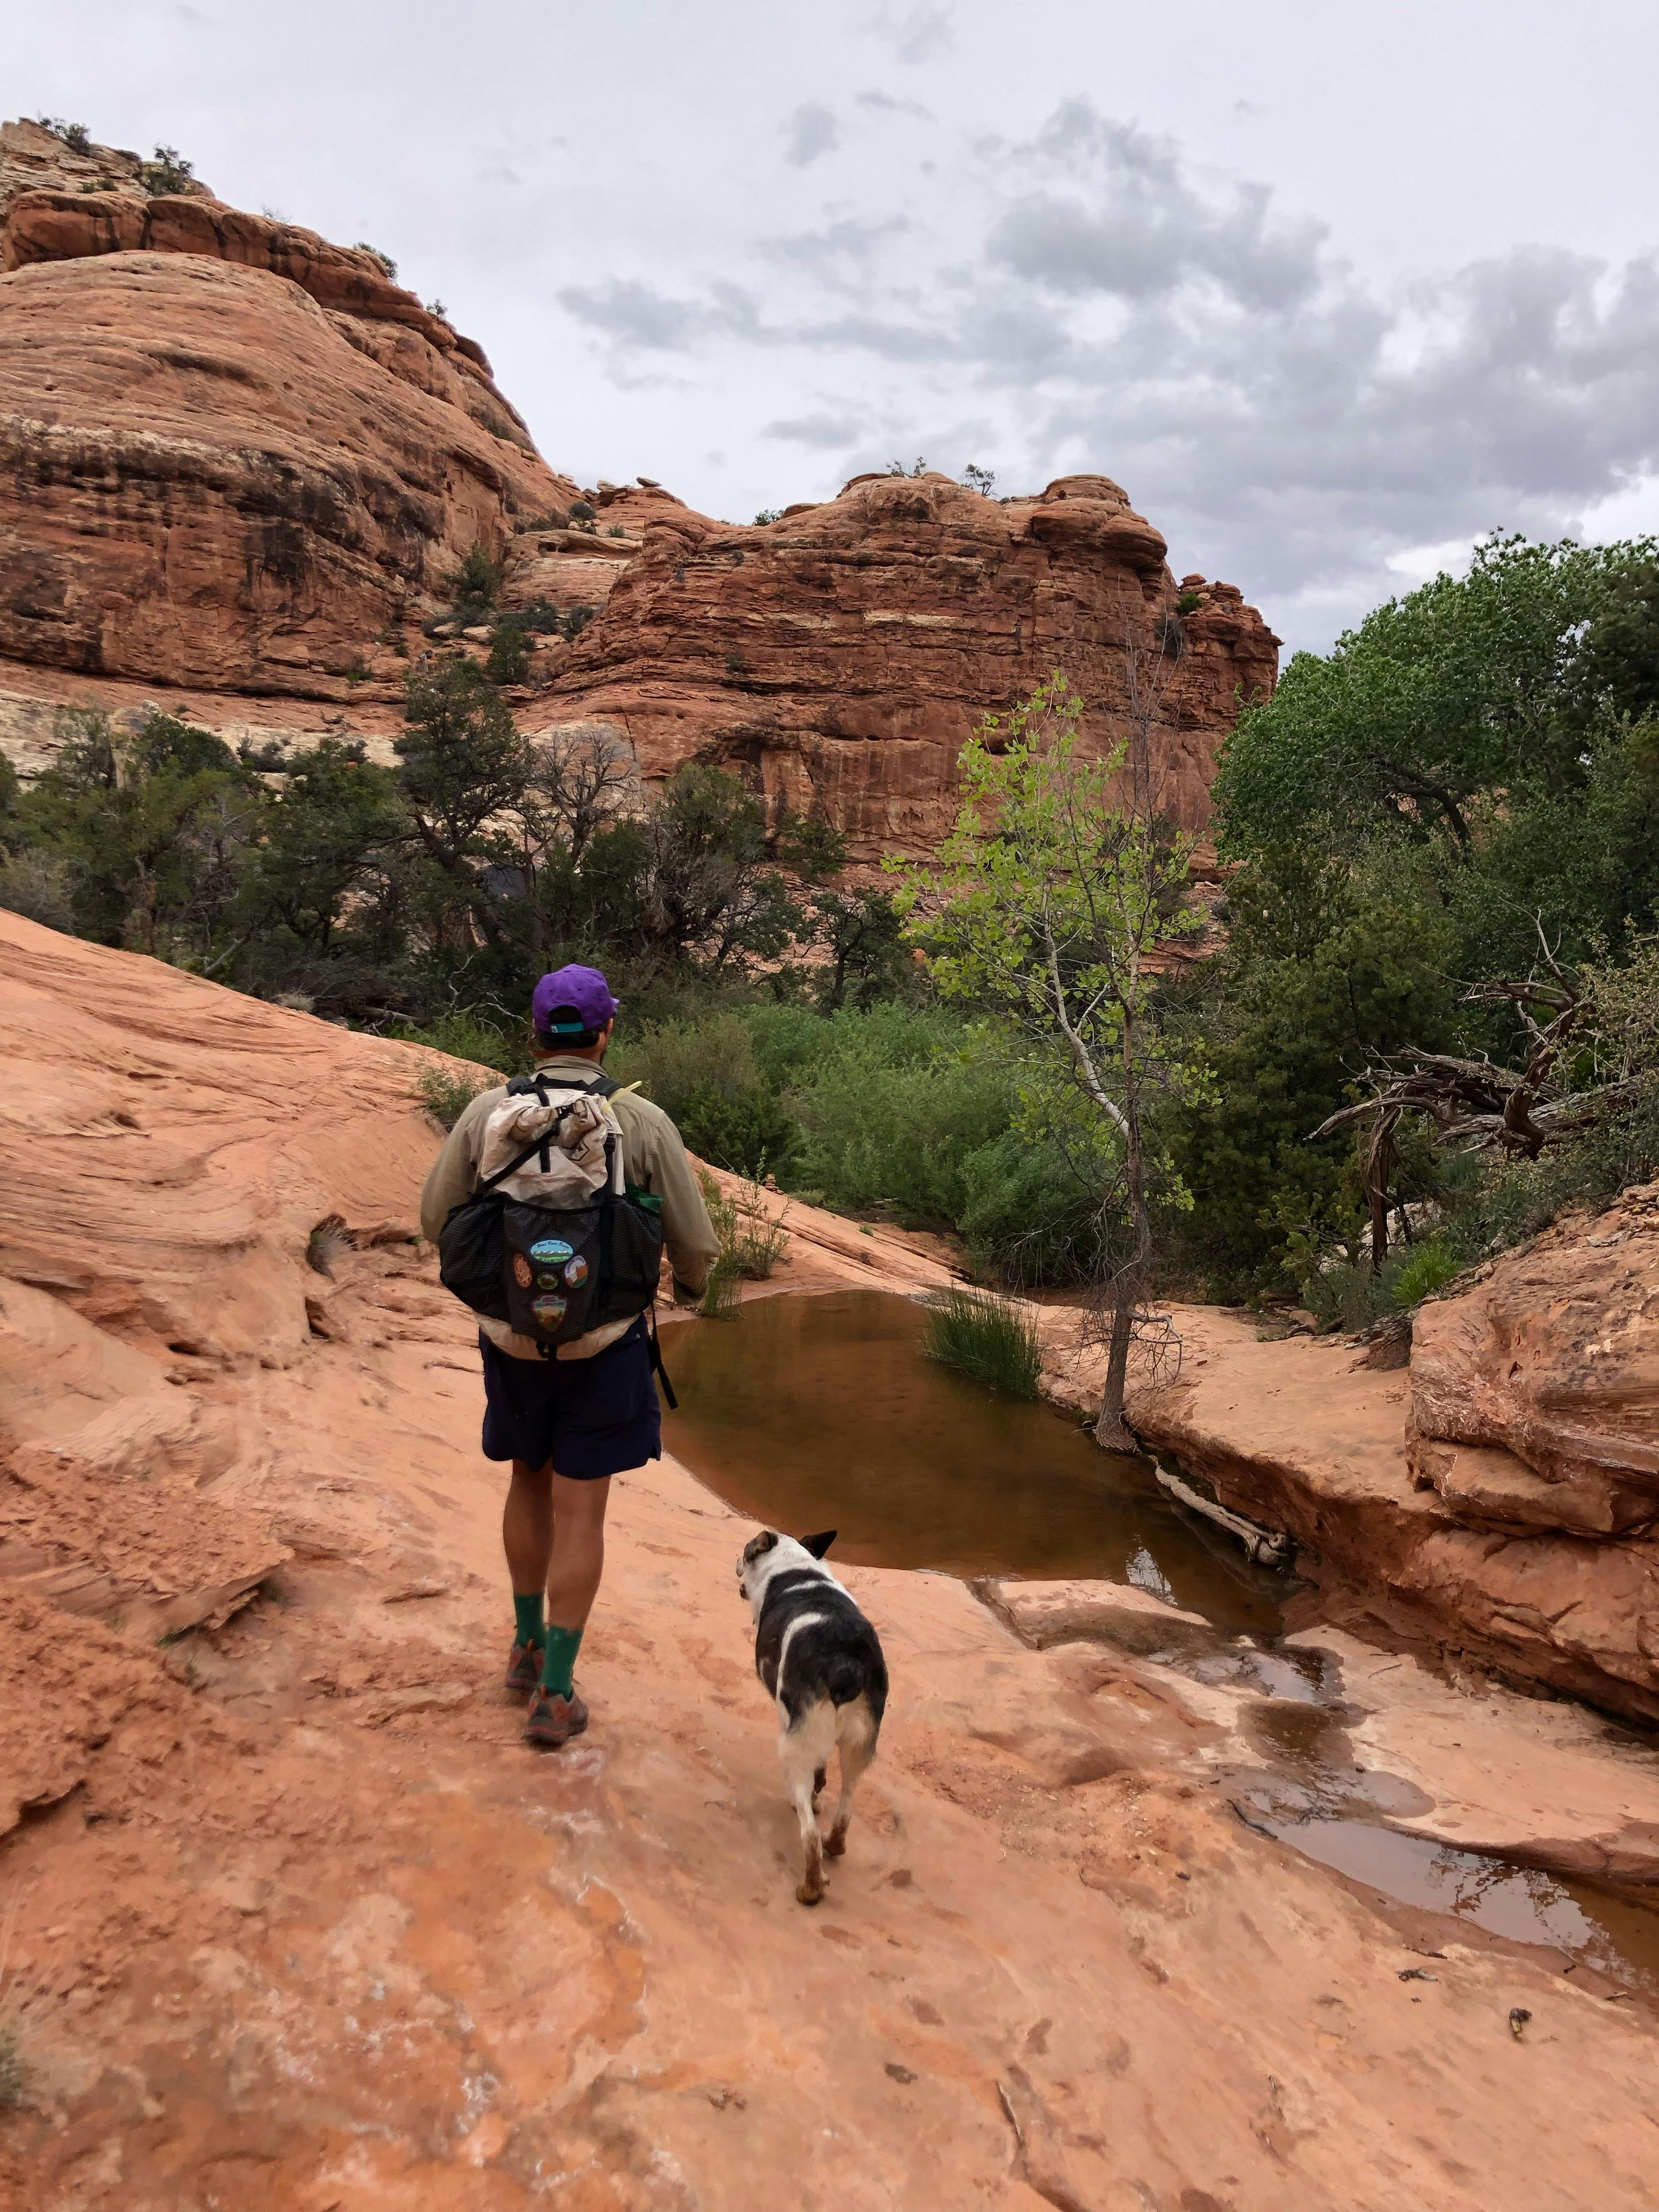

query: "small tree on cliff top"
left=893, top=673, right=1206, bottom=1447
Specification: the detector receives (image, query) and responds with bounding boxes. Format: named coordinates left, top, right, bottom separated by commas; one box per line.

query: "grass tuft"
left=697, top=1259, right=743, bottom=1321
left=1390, top=1237, right=1460, bottom=1309
left=921, top=1286, right=1041, bottom=1400
left=698, top=1169, right=791, bottom=1281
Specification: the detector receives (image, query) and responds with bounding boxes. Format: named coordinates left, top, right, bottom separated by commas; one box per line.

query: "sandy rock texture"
left=0, top=117, right=574, bottom=709
left=3, top=909, right=1657, bottom=2206
left=537, top=470, right=1280, bottom=856
left=1050, top=1203, right=1659, bottom=1724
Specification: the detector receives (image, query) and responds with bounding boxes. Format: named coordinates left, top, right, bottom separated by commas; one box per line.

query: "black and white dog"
left=737, top=1528, right=889, bottom=1906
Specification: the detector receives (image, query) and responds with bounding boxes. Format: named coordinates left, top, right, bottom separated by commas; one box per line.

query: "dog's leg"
left=780, top=1702, right=835, bottom=1906
left=812, top=1765, right=827, bottom=1804
left=825, top=1702, right=878, bottom=1859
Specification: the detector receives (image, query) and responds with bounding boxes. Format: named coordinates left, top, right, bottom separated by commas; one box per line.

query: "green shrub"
left=387, top=1012, right=515, bottom=1130
left=416, top=1062, right=495, bottom=1130
left=921, top=1287, right=1041, bottom=1399
left=486, top=628, right=529, bottom=685
left=613, top=1014, right=792, bottom=1173
left=697, top=1168, right=791, bottom=1278
left=139, top=144, right=194, bottom=194
left=1301, top=1256, right=1393, bottom=1333
left=1390, top=1237, right=1459, bottom=1308
left=353, top=242, right=398, bottom=280
left=957, top=1125, right=1105, bottom=1285
left=788, top=1013, right=1011, bottom=1226
left=450, top=543, right=504, bottom=606
left=698, top=1257, right=743, bottom=1319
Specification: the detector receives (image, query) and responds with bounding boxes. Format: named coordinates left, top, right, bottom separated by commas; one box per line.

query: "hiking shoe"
left=504, top=1640, right=543, bottom=1698
left=524, top=1688, right=589, bottom=1751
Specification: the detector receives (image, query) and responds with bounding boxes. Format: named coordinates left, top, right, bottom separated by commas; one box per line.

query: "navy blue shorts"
left=478, top=1318, right=662, bottom=1481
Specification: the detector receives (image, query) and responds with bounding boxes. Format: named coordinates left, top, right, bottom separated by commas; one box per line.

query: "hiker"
left=420, top=964, right=719, bottom=1749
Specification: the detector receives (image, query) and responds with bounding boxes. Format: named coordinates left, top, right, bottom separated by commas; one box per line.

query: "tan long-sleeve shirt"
left=420, top=1053, right=720, bottom=1362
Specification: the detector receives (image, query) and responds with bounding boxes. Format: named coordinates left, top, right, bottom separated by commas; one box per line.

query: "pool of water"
left=663, top=1288, right=1287, bottom=1635
left=1260, top=1815, right=1659, bottom=1995
left=664, top=1286, right=1659, bottom=1998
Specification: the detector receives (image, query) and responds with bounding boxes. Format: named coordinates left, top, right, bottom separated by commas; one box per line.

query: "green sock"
left=541, top=1624, right=583, bottom=1700
left=512, top=1592, right=546, bottom=1651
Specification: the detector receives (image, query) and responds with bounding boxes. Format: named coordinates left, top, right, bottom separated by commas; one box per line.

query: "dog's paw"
left=824, top=1823, right=849, bottom=1858
left=795, top=1877, right=825, bottom=1906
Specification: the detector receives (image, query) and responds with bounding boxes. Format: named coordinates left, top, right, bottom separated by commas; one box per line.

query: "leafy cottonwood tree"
left=895, top=673, right=1205, bottom=1448
left=1215, top=534, right=1659, bottom=859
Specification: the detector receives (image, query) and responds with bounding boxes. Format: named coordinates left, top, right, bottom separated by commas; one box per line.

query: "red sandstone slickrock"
left=1057, top=1187, right=1659, bottom=1725
left=4, top=907, right=1659, bottom=2211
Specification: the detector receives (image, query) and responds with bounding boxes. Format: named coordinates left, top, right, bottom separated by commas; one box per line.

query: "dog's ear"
left=742, top=1530, right=780, bottom=1565
left=799, top=1530, right=838, bottom=1560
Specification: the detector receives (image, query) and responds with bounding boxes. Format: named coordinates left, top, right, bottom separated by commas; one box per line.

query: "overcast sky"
left=13, top=1, right=1659, bottom=650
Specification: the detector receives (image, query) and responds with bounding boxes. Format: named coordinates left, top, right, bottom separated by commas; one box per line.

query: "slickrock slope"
left=4, top=907, right=1657, bottom=2211
left=538, top=470, right=1279, bottom=856
left=0, top=118, right=574, bottom=749
left=1055, top=1193, right=1659, bottom=1724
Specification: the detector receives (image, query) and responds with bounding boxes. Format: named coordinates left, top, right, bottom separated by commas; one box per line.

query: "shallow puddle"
left=1261, top=1816, right=1659, bottom=1995
left=664, top=1287, right=1286, bottom=1634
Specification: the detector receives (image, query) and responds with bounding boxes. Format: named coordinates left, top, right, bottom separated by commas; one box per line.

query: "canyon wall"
left=0, top=119, right=574, bottom=746
left=535, top=470, right=1279, bottom=858
left=0, top=119, right=1277, bottom=852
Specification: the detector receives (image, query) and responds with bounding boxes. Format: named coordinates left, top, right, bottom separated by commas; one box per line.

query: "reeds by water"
left=921, top=1286, right=1042, bottom=1399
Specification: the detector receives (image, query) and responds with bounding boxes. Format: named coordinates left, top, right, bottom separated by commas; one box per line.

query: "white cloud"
left=560, top=97, right=1659, bottom=639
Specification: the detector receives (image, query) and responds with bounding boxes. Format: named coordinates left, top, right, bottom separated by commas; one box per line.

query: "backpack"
left=437, top=1072, right=667, bottom=1360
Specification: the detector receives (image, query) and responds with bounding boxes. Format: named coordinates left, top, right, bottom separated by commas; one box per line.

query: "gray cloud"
left=782, top=101, right=840, bottom=167
left=765, top=410, right=867, bottom=447
left=557, top=276, right=763, bottom=352
left=558, top=97, right=1658, bottom=634
left=988, top=108, right=1324, bottom=311
left=868, top=6, right=954, bottom=64
left=854, top=88, right=933, bottom=119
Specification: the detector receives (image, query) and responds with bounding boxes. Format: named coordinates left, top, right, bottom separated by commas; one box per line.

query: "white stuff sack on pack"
left=476, top=1082, right=625, bottom=1206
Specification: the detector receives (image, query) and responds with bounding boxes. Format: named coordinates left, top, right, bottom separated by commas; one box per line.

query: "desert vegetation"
left=3, top=532, right=1656, bottom=1333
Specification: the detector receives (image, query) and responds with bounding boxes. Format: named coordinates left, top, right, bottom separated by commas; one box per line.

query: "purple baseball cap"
left=532, top=963, right=619, bottom=1037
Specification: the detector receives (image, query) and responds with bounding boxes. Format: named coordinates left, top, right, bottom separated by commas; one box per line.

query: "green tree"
left=234, top=740, right=406, bottom=962
left=20, top=709, right=257, bottom=956
left=394, top=662, right=532, bottom=949
left=895, top=675, right=1205, bottom=1446
left=1215, top=535, right=1659, bottom=857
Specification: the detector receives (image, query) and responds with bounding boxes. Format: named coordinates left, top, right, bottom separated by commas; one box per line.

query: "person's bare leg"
left=545, top=1471, right=612, bottom=1637
left=504, top=1457, right=555, bottom=1595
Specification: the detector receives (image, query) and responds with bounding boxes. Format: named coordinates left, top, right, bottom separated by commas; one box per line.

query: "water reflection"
left=664, top=1287, right=1286, bottom=1635
left=1263, top=1818, right=1659, bottom=1994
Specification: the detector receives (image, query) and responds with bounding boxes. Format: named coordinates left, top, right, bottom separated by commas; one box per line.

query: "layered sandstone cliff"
left=0, top=117, right=574, bottom=734
left=533, top=470, right=1279, bottom=856
left=0, top=119, right=1277, bottom=853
